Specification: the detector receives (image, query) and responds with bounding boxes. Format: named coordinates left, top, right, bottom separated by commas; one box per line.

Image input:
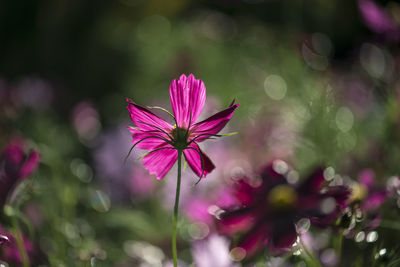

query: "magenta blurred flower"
left=0, top=226, right=34, bottom=265
left=350, top=169, right=387, bottom=211
left=342, top=169, right=387, bottom=234
left=0, top=140, right=40, bottom=211
left=184, top=187, right=239, bottom=228
left=218, top=160, right=349, bottom=258
left=358, top=0, right=400, bottom=42
left=126, top=74, right=239, bottom=179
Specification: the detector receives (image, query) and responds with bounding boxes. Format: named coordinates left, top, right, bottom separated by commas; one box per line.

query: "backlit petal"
left=142, top=148, right=177, bottom=180
left=128, top=127, right=170, bottom=150
left=191, top=101, right=239, bottom=142
left=169, top=74, right=206, bottom=127
left=183, top=143, right=215, bottom=178
left=126, top=100, right=173, bottom=132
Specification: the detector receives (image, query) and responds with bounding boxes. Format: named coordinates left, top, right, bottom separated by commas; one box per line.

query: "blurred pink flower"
left=126, top=74, right=239, bottom=179
left=184, top=187, right=239, bottom=228
left=94, top=126, right=156, bottom=200
left=358, top=0, right=400, bottom=42
left=341, top=169, right=387, bottom=236
left=0, top=226, right=34, bottom=265
left=0, top=140, right=40, bottom=210
left=218, top=161, right=349, bottom=258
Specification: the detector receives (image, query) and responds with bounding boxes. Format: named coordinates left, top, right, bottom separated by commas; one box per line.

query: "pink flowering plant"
left=126, top=74, right=239, bottom=266
left=0, top=140, right=40, bottom=266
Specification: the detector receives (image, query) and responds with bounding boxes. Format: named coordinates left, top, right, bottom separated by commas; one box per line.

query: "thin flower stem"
left=11, top=216, right=29, bottom=267
left=337, top=230, right=344, bottom=263
left=172, top=149, right=182, bottom=267
left=299, top=237, right=322, bottom=267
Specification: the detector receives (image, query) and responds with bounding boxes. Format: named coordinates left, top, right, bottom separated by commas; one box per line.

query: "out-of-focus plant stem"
left=12, top=217, right=29, bottom=267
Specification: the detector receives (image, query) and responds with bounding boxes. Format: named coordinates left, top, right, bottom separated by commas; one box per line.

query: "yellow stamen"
left=267, top=184, right=297, bottom=210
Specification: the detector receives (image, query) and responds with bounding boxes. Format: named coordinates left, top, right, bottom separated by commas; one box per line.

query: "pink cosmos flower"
left=340, top=169, right=387, bottom=237
left=218, top=161, right=350, bottom=258
left=0, top=140, right=40, bottom=211
left=126, top=74, right=239, bottom=180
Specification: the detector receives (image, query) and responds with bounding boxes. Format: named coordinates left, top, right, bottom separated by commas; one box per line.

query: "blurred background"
left=1, top=0, right=400, bottom=266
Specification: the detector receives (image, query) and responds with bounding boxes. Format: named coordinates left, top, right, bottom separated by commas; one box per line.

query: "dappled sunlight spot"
left=224, top=159, right=253, bottom=181
left=72, top=101, right=101, bottom=144
left=62, top=222, right=82, bottom=247
left=292, top=248, right=302, bottom=256
left=272, top=159, right=289, bottom=175
left=264, top=74, right=287, bottom=100
left=335, top=107, right=354, bottom=133
left=207, top=204, right=224, bottom=218
left=375, top=248, right=388, bottom=260
left=90, top=190, right=111, bottom=213
left=302, top=43, right=329, bottom=71
left=360, top=43, right=386, bottom=79
left=287, top=170, right=299, bottom=185
left=137, top=15, right=171, bottom=44
left=296, top=218, right=311, bottom=234
left=123, top=240, right=164, bottom=266
left=366, top=231, right=378, bottom=243
left=0, top=235, right=9, bottom=245
left=320, top=249, right=338, bottom=266
left=188, top=222, right=210, bottom=240
left=312, top=33, right=333, bottom=57
left=320, top=197, right=336, bottom=214
left=386, top=176, right=400, bottom=194
left=323, top=167, right=335, bottom=181
left=70, top=158, right=93, bottom=183
left=355, top=231, right=365, bottom=242
left=229, top=247, right=246, bottom=261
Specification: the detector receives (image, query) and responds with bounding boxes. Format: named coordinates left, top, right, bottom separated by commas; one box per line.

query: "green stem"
left=11, top=217, right=30, bottom=267
left=299, top=237, right=322, bottom=267
left=172, top=150, right=182, bottom=267
left=337, top=230, right=344, bottom=263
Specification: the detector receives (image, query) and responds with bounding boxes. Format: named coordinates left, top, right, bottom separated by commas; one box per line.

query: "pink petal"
left=169, top=74, right=206, bottom=127
left=20, top=150, right=40, bottom=179
left=237, top=223, right=269, bottom=258
left=191, top=101, right=239, bottom=142
left=359, top=0, right=399, bottom=34
left=3, top=143, right=24, bottom=166
left=142, top=147, right=177, bottom=180
left=218, top=208, right=255, bottom=235
left=362, top=191, right=387, bottom=211
left=358, top=169, right=375, bottom=190
left=128, top=127, right=170, bottom=150
left=126, top=100, right=173, bottom=132
left=183, top=143, right=215, bottom=178
left=270, top=222, right=297, bottom=253
left=235, top=179, right=258, bottom=206
left=298, top=167, right=325, bottom=194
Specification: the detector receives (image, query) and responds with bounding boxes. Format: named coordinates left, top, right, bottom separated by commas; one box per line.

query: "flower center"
left=171, top=126, right=189, bottom=150
left=267, top=185, right=297, bottom=211
left=349, top=183, right=368, bottom=203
